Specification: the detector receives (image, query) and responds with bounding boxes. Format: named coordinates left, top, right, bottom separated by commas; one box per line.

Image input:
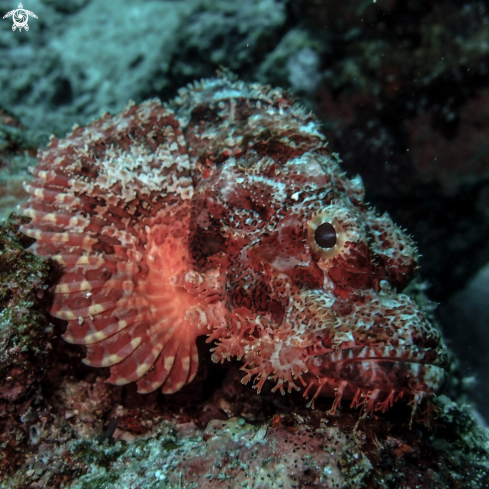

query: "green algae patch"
left=72, top=439, right=128, bottom=468
left=160, top=438, right=181, bottom=452
left=0, top=214, right=58, bottom=478
left=0, top=213, right=56, bottom=365
left=0, top=214, right=55, bottom=343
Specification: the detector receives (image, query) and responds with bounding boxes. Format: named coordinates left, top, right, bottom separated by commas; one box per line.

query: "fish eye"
left=314, top=222, right=336, bottom=249
left=307, top=210, right=346, bottom=259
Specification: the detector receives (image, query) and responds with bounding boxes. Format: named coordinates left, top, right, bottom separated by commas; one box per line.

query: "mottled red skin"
left=19, top=78, right=448, bottom=422
left=188, top=148, right=446, bottom=420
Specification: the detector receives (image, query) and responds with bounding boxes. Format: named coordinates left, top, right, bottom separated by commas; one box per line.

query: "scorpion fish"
left=20, top=77, right=448, bottom=421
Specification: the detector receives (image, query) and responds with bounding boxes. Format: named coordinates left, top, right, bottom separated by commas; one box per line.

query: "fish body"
left=20, top=77, right=447, bottom=418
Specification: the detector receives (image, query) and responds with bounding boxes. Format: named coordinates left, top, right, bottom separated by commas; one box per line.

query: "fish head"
left=195, top=149, right=447, bottom=413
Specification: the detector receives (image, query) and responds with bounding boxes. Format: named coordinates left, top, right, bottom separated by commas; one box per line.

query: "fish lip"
left=310, top=344, right=448, bottom=368
left=305, top=344, right=449, bottom=396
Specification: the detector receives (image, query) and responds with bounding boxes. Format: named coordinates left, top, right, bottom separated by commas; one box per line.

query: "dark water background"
left=1, top=0, right=488, bottom=421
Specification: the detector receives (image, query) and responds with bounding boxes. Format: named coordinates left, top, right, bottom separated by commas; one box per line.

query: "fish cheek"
left=188, top=191, right=227, bottom=270
left=267, top=299, right=285, bottom=325
left=189, top=220, right=225, bottom=270
left=290, top=263, right=324, bottom=290
left=250, top=227, right=325, bottom=290
left=231, top=287, right=253, bottom=310
left=231, top=284, right=285, bottom=326
left=325, top=242, right=384, bottom=298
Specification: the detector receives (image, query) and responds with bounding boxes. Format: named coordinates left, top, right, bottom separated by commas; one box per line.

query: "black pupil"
left=315, top=222, right=337, bottom=249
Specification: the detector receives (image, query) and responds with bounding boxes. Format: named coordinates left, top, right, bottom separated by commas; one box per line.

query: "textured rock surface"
left=0, top=0, right=287, bottom=136
left=0, top=0, right=489, bottom=487
left=0, top=110, right=39, bottom=220
left=0, top=214, right=56, bottom=476
left=0, top=357, right=488, bottom=488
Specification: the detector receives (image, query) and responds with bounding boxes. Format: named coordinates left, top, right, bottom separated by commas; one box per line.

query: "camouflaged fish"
left=19, top=77, right=448, bottom=421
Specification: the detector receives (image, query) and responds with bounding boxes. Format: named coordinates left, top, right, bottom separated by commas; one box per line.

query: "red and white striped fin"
left=19, top=99, right=205, bottom=394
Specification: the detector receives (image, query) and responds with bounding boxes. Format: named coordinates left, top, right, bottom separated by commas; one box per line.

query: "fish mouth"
left=305, top=344, right=448, bottom=399
left=312, top=344, right=448, bottom=368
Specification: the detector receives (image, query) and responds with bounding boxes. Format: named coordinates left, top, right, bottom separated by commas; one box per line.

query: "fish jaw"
left=211, top=276, right=448, bottom=423
left=301, top=286, right=448, bottom=422
left=303, top=346, right=447, bottom=416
